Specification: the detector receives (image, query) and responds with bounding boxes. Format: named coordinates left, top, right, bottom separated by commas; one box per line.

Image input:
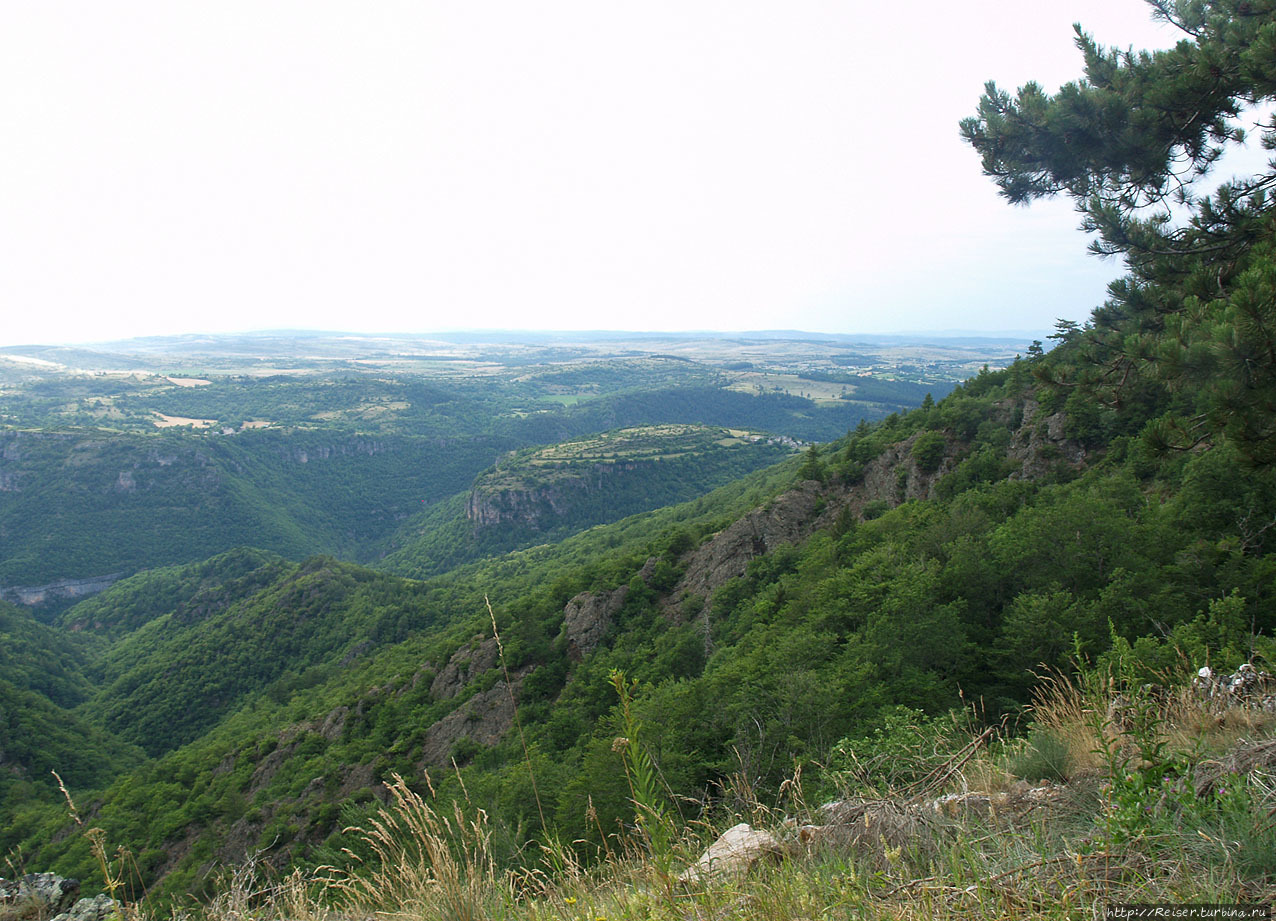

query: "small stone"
left=679, top=823, right=782, bottom=883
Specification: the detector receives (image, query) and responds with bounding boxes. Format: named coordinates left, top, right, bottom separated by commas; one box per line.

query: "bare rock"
left=319, top=705, right=349, bottom=741
left=637, top=556, right=660, bottom=583
left=430, top=637, right=500, bottom=700
left=855, top=431, right=955, bottom=506
left=679, top=823, right=783, bottom=883
left=0, top=874, right=82, bottom=919
left=562, top=586, right=627, bottom=660
left=419, top=672, right=528, bottom=767
left=675, top=482, right=825, bottom=607
left=50, top=894, right=118, bottom=921
left=667, top=435, right=961, bottom=619
left=1006, top=400, right=1087, bottom=479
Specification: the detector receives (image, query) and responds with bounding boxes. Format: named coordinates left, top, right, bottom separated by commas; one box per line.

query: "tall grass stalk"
left=608, top=670, right=675, bottom=861
left=330, top=773, right=512, bottom=921
left=487, top=594, right=547, bottom=833
left=53, top=770, right=140, bottom=907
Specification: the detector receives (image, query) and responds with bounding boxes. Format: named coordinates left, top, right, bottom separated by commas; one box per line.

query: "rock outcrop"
left=53, top=894, right=119, bottom=921
left=0, top=874, right=81, bottom=919
left=0, top=874, right=118, bottom=921
left=430, top=637, right=500, bottom=700
left=562, top=585, right=628, bottom=660
left=1006, top=398, right=1088, bottom=479
left=465, top=462, right=643, bottom=530
left=667, top=431, right=958, bottom=618
left=673, top=482, right=826, bottom=607
left=683, top=784, right=1066, bottom=884
left=661, top=398, right=1093, bottom=618
left=418, top=674, right=528, bottom=767
left=0, top=573, right=124, bottom=607
left=280, top=438, right=392, bottom=465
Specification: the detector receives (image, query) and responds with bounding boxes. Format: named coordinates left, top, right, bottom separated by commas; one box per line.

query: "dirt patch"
left=152, top=412, right=216, bottom=429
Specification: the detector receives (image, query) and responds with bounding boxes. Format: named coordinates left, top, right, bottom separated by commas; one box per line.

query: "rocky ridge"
left=0, top=574, right=124, bottom=607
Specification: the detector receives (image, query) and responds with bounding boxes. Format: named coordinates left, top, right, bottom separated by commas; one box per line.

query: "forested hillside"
left=0, top=340, right=957, bottom=605
left=5, top=338, right=1274, bottom=899
left=5, top=1, right=1276, bottom=910
left=380, top=424, right=795, bottom=578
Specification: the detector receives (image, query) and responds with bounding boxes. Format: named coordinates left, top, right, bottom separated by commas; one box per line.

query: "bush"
left=862, top=499, right=890, bottom=520
left=911, top=432, right=947, bottom=473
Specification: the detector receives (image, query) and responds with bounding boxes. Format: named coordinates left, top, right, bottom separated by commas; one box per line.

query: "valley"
left=2, top=325, right=1265, bottom=903
left=6, top=2, right=1276, bottom=914
left=0, top=331, right=1004, bottom=606
left=2, top=327, right=1274, bottom=908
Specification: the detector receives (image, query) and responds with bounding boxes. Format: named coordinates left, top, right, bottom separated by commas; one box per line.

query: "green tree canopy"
left=961, top=0, right=1276, bottom=464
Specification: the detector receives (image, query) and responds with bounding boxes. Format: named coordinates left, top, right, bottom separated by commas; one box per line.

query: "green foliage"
left=382, top=427, right=792, bottom=579
left=1004, top=729, right=1072, bottom=783
left=910, top=431, right=946, bottom=473
left=7, top=313, right=1276, bottom=902
left=0, top=345, right=945, bottom=594
left=0, top=600, right=98, bottom=706
left=962, top=0, right=1276, bottom=464
left=0, top=429, right=509, bottom=593
left=797, top=445, right=826, bottom=483
left=825, top=706, right=972, bottom=798
left=608, top=671, right=674, bottom=859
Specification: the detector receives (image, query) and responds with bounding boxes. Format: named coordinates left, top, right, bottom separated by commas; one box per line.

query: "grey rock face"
left=562, top=585, right=628, bottom=660
left=0, top=873, right=82, bottom=919
left=430, top=637, right=500, bottom=700
left=51, top=893, right=119, bottom=921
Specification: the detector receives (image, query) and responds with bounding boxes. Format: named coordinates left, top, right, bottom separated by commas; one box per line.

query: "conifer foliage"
left=962, top=0, right=1276, bottom=463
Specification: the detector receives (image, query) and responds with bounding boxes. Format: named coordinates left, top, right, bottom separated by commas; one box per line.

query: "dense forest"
left=4, top=0, right=1276, bottom=909
left=4, top=337, right=1274, bottom=899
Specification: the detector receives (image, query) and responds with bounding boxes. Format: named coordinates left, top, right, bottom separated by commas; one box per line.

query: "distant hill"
left=1, top=337, right=976, bottom=601
left=380, top=424, right=795, bottom=578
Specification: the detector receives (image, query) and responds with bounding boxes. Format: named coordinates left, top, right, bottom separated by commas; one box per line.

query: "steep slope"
left=0, top=601, right=143, bottom=803
left=0, top=378, right=909, bottom=611
left=76, top=554, right=438, bottom=757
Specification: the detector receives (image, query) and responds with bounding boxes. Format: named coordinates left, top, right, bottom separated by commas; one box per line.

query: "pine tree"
left=961, top=0, right=1276, bottom=464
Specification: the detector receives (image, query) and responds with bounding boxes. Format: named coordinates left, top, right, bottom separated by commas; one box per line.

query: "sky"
left=0, top=2, right=1246, bottom=347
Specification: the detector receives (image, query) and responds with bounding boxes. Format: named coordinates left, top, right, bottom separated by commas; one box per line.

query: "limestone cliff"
left=465, top=461, right=643, bottom=530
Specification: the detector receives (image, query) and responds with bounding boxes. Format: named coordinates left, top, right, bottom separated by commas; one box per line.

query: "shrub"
left=910, top=431, right=946, bottom=473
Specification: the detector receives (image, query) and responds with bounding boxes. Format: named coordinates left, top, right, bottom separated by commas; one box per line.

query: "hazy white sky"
left=0, top=2, right=1235, bottom=346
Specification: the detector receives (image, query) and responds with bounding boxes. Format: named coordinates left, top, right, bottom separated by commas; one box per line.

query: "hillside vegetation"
left=5, top=339, right=1275, bottom=904
left=6, top=2, right=1276, bottom=913
left=0, top=342, right=948, bottom=603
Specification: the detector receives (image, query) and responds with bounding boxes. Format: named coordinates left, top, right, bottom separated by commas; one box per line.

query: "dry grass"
left=1016, top=670, right=1115, bottom=778
left=119, top=671, right=1276, bottom=921
left=325, top=773, right=513, bottom=921
left=1005, top=667, right=1276, bottom=779
left=195, top=861, right=328, bottom=921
